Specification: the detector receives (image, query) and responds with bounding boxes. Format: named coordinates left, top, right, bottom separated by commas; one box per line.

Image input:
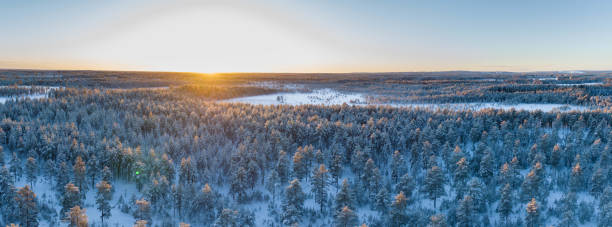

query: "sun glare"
left=70, top=6, right=342, bottom=73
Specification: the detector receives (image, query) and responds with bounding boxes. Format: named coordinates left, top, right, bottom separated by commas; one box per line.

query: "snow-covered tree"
left=16, top=185, right=38, bottom=227
left=311, top=164, right=328, bottom=213
left=282, top=179, right=305, bottom=225
left=25, top=156, right=36, bottom=187
left=96, top=180, right=113, bottom=223
left=335, top=206, right=359, bottom=227
left=423, top=165, right=445, bottom=209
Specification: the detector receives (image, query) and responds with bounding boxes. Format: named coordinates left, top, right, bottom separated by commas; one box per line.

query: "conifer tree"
left=292, top=151, right=307, bottom=181
left=396, top=173, right=414, bottom=200
left=390, top=191, right=407, bottom=227
left=102, top=165, right=112, bottom=182
left=456, top=195, right=474, bottom=227
left=525, top=198, right=539, bottom=227
left=600, top=202, right=612, bottom=227
left=424, top=165, right=445, bottom=209
left=282, top=179, right=305, bottom=225
left=73, top=156, right=87, bottom=192
left=590, top=168, right=606, bottom=198
left=0, top=166, right=18, bottom=224
left=558, top=192, right=577, bottom=227
left=335, top=206, right=359, bottom=227
left=391, top=151, right=405, bottom=183
left=374, top=187, right=390, bottom=214
left=16, top=185, right=38, bottom=227
left=335, top=179, right=353, bottom=213
left=277, top=151, right=290, bottom=184
left=25, top=156, right=36, bottom=187
left=66, top=205, right=88, bottom=227
left=134, top=198, right=152, bottom=222
left=427, top=214, right=448, bottom=227
left=311, top=164, right=328, bottom=213
left=330, top=154, right=342, bottom=188
left=96, top=180, right=113, bottom=223
left=497, top=183, right=513, bottom=224
left=61, top=183, right=82, bottom=216
left=9, top=152, right=21, bottom=182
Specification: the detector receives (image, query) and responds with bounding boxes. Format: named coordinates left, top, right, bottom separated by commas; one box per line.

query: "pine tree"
left=454, top=157, right=469, bottom=199
left=601, top=186, right=612, bottom=211
left=45, top=159, right=55, bottom=184
left=311, top=164, right=328, bottom=213
left=292, top=151, right=307, bottom=181
left=102, top=165, right=112, bottom=182
left=9, top=152, right=21, bottom=182
left=424, top=165, right=445, bottom=209
left=179, top=157, right=195, bottom=185
left=73, top=156, right=87, bottom=192
left=134, top=220, right=148, bottom=227
left=335, top=206, right=359, bottom=227
left=335, top=179, right=353, bottom=212
left=521, top=162, right=544, bottom=201
left=0, top=146, right=4, bottom=167
left=558, top=192, right=577, bottom=227
left=427, top=214, right=448, bottom=227
left=0, top=166, right=18, bottom=224
left=61, top=183, right=82, bottom=216
left=230, top=167, right=248, bottom=201
left=266, top=170, right=280, bottom=202
left=569, top=162, right=583, bottom=192
left=56, top=162, right=70, bottom=195
left=86, top=154, right=99, bottom=189
left=215, top=209, right=237, bottom=227
left=600, top=202, right=612, bottom=227
left=590, top=168, right=606, bottom=198
left=330, top=154, right=342, bottom=188
left=16, top=185, right=38, bottom=227
left=25, top=156, right=36, bottom=187
left=525, top=198, right=539, bottom=227
left=134, top=198, right=151, bottom=222
left=96, top=180, right=113, bottom=223
left=456, top=195, right=474, bottom=227
left=391, top=151, right=405, bottom=183
left=282, top=179, right=305, bottom=225
left=396, top=173, right=414, bottom=200
left=66, top=205, right=88, bottom=227
left=374, top=187, right=390, bottom=214
left=390, top=191, right=407, bottom=227
left=497, top=184, right=513, bottom=224
left=277, top=151, right=290, bottom=184
left=467, top=178, right=486, bottom=212
left=195, top=183, right=216, bottom=222
left=479, top=152, right=494, bottom=184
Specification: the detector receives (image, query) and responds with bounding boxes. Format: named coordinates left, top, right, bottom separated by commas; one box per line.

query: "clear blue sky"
left=2, top=0, right=612, bottom=72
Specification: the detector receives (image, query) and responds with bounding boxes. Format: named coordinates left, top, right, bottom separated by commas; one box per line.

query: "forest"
left=0, top=71, right=611, bottom=226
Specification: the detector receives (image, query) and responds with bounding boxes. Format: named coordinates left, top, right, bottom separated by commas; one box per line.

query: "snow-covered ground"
left=224, top=89, right=593, bottom=112
left=0, top=86, right=60, bottom=104
left=13, top=178, right=138, bottom=227
left=225, top=89, right=366, bottom=105
left=556, top=82, right=603, bottom=86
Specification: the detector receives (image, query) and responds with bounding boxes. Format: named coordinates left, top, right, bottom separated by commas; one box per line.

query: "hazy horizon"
left=3, top=0, right=612, bottom=73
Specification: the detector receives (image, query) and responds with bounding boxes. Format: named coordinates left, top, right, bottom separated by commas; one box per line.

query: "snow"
left=556, top=82, right=603, bottom=86
left=225, top=89, right=366, bottom=105
left=13, top=177, right=138, bottom=227
left=224, top=89, right=593, bottom=112
left=0, top=86, right=60, bottom=104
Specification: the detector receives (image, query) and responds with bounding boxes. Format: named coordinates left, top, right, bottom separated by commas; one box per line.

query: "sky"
left=1, top=0, right=612, bottom=73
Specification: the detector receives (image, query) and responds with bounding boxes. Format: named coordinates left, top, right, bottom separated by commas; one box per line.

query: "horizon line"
left=1, top=67, right=611, bottom=75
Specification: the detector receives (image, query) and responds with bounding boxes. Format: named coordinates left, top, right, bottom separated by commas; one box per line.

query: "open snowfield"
left=225, top=89, right=594, bottom=112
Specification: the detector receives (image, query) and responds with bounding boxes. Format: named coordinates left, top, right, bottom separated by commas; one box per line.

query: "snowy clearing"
left=224, top=89, right=593, bottom=112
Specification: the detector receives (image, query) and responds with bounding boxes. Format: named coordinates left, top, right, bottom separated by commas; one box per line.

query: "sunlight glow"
left=72, top=7, right=344, bottom=73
